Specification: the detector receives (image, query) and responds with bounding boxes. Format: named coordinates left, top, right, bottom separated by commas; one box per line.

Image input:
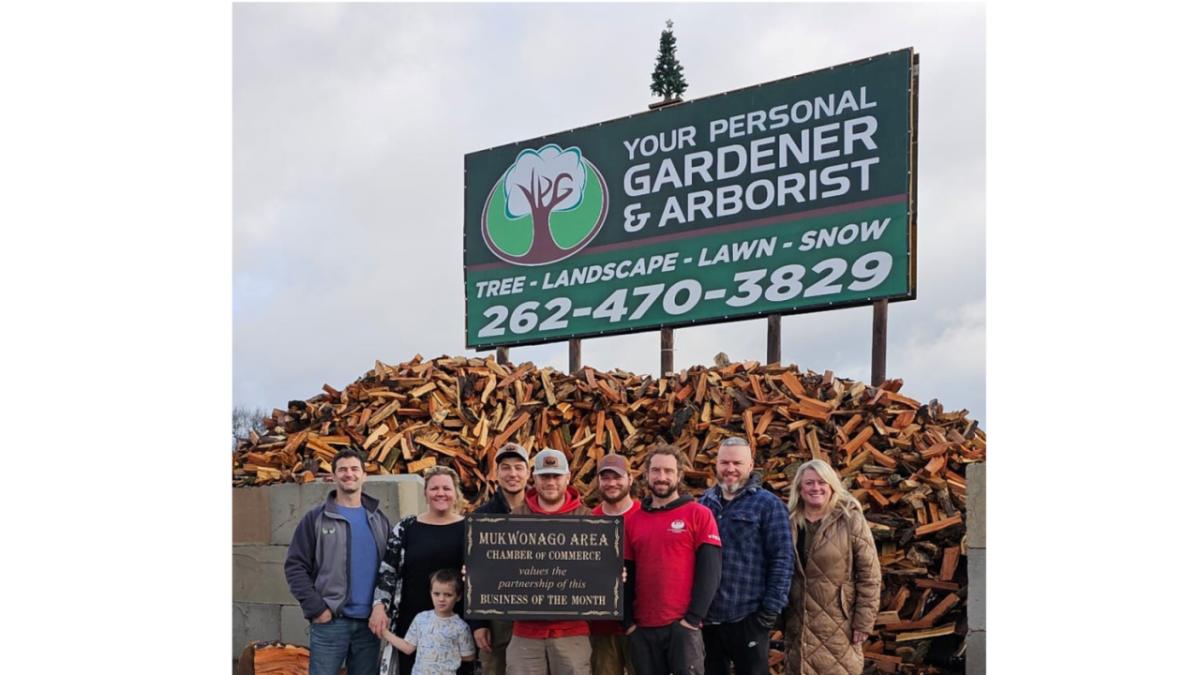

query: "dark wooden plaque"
left=464, top=514, right=623, bottom=621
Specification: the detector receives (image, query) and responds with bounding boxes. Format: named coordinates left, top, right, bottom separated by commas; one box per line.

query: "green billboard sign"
left=464, top=49, right=917, bottom=349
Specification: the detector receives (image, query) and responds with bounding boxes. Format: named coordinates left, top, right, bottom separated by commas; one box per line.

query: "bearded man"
left=589, top=454, right=640, bottom=675
left=622, top=444, right=721, bottom=675
left=696, top=437, right=794, bottom=675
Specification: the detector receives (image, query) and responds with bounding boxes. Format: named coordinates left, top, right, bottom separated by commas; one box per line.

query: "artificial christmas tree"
left=650, top=20, right=688, bottom=103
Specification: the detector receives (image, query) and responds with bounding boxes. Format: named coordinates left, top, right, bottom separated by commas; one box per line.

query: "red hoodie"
left=510, top=485, right=592, bottom=639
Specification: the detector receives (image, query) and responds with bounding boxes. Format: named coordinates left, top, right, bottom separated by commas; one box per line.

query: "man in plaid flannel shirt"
left=697, top=437, right=795, bottom=675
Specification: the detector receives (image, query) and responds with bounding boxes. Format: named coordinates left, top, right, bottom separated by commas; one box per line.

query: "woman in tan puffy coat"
left=783, top=459, right=881, bottom=675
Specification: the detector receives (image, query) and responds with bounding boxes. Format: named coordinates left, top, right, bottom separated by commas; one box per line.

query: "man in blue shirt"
left=697, top=437, right=794, bottom=675
left=284, top=449, right=390, bottom=675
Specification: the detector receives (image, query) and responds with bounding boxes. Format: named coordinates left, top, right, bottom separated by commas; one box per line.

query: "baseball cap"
left=532, top=449, right=569, bottom=475
left=495, top=443, right=530, bottom=464
left=596, top=454, right=629, bottom=477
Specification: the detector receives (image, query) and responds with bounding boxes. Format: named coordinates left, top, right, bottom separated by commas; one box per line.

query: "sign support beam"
left=767, top=315, right=781, bottom=365
left=871, top=300, right=888, bottom=386
left=569, top=338, right=581, bottom=374
left=661, top=328, right=674, bottom=376
left=496, top=347, right=509, bottom=366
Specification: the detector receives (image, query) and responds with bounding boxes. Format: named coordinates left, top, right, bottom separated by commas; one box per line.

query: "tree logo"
left=481, top=144, right=609, bottom=266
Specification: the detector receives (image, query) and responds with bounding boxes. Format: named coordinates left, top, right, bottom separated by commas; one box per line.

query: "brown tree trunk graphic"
left=517, top=169, right=574, bottom=261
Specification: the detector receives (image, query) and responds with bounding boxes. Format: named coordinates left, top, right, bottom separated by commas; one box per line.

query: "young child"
left=382, top=568, right=476, bottom=675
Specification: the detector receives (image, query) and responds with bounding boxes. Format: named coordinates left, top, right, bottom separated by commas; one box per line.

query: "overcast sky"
left=233, top=2, right=986, bottom=429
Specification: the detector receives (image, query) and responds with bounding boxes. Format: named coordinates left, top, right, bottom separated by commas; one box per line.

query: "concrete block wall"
left=232, top=475, right=426, bottom=660
left=966, top=463, right=986, bottom=675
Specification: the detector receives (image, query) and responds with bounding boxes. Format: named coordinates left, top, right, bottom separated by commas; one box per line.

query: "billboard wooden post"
left=661, top=328, right=674, bottom=376
left=650, top=96, right=685, bottom=379
left=767, top=315, right=781, bottom=365
left=496, top=347, right=509, bottom=366
left=872, top=300, right=888, bottom=386
left=569, top=338, right=581, bottom=374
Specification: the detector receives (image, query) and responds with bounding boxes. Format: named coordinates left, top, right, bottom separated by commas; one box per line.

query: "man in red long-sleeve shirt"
left=589, top=454, right=641, bottom=675
left=508, top=449, right=593, bottom=674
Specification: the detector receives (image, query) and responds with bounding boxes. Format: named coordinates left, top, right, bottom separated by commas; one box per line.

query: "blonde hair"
left=423, top=465, right=464, bottom=513
left=787, top=459, right=859, bottom=526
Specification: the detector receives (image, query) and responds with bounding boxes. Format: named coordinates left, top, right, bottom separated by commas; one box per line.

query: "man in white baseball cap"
left=508, top=448, right=593, bottom=674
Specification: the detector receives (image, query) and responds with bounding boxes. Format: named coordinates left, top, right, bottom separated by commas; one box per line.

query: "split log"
left=234, top=641, right=344, bottom=675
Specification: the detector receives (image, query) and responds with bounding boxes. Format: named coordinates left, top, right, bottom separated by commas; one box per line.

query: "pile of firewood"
left=234, top=354, right=984, bottom=674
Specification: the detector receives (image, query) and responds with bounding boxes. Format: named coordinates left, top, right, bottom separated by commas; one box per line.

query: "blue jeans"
left=308, top=616, right=380, bottom=675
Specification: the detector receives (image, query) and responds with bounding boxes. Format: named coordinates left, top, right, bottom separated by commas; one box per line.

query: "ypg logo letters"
left=482, top=144, right=609, bottom=266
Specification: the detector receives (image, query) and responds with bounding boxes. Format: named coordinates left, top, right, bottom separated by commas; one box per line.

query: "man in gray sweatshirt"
left=284, top=449, right=390, bottom=675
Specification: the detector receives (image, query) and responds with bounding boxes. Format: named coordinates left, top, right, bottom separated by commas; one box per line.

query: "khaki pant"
left=480, top=620, right=514, bottom=675
left=589, top=634, right=636, bottom=675
left=506, top=634, right=592, bottom=675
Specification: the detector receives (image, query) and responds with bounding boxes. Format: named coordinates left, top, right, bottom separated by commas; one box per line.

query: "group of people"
left=284, top=437, right=880, bottom=675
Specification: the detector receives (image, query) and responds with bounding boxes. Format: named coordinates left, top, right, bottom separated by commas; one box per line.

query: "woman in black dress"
left=369, top=465, right=471, bottom=675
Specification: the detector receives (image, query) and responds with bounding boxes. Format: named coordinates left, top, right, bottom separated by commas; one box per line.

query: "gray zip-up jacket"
left=283, top=490, right=391, bottom=621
